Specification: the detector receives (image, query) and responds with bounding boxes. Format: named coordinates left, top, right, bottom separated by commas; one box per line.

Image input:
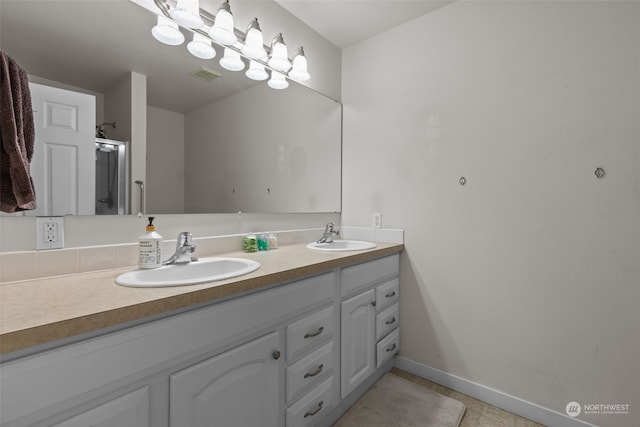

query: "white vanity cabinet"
left=340, top=254, right=400, bottom=398
left=0, top=252, right=401, bottom=427
left=50, top=387, right=150, bottom=427
left=170, top=331, right=282, bottom=427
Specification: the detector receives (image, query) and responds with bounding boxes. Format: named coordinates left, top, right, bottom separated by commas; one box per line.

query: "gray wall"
left=146, top=106, right=185, bottom=214
left=184, top=83, right=341, bottom=213
left=342, top=2, right=640, bottom=426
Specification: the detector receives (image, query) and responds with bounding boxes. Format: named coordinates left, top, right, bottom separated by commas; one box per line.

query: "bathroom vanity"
left=0, top=243, right=402, bottom=427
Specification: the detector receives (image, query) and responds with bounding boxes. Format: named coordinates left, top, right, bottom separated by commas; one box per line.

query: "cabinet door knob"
left=385, top=317, right=396, bottom=325
left=272, top=350, right=281, bottom=360
left=304, top=364, right=324, bottom=378
left=304, top=400, right=324, bottom=418
left=371, top=301, right=377, bottom=307
left=304, top=326, right=324, bottom=339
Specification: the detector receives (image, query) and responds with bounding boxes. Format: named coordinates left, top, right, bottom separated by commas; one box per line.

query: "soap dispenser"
left=138, top=217, right=163, bottom=269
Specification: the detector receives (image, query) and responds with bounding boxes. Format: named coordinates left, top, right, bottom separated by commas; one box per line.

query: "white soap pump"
left=138, top=216, right=163, bottom=269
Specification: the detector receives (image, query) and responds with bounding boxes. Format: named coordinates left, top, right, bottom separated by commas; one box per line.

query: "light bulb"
left=151, top=15, right=185, bottom=46
left=187, top=33, right=216, bottom=59
left=241, top=18, right=267, bottom=60
left=208, top=0, right=237, bottom=45
left=288, top=47, right=310, bottom=82
left=246, top=60, right=268, bottom=81
left=171, top=0, right=204, bottom=29
left=268, top=71, right=289, bottom=90
left=219, top=48, right=245, bottom=71
left=268, top=33, right=291, bottom=72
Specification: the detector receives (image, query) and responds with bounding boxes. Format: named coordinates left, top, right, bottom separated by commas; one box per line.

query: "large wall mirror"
left=0, top=0, right=342, bottom=216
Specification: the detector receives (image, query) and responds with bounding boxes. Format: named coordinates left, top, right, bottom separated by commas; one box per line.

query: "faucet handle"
left=178, top=232, right=193, bottom=246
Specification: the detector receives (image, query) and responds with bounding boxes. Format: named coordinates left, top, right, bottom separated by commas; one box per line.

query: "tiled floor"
left=391, top=368, right=546, bottom=427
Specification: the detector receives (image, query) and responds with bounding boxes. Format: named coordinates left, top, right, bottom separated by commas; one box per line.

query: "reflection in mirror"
left=0, top=0, right=341, bottom=215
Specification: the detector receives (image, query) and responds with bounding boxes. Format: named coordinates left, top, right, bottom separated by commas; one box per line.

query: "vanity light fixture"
left=246, top=60, right=268, bottom=81
left=208, top=0, right=237, bottom=45
left=187, top=33, right=216, bottom=59
left=171, top=0, right=204, bottom=29
left=219, top=47, right=245, bottom=71
left=267, top=33, right=291, bottom=72
left=151, top=15, right=185, bottom=46
left=151, top=0, right=310, bottom=89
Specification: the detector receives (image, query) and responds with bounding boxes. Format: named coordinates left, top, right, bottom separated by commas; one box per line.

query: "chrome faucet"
left=317, top=222, right=339, bottom=243
left=163, top=232, right=197, bottom=265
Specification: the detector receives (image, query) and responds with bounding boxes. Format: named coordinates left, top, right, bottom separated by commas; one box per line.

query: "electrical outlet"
left=36, top=217, right=64, bottom=249
left=372, top=212, right=382, bottom=229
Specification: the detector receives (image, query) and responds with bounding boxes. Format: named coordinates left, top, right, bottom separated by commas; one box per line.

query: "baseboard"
left=394, top=356, right=599, bottom=427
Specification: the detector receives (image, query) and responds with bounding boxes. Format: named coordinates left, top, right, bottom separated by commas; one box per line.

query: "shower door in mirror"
left=28, top=83, right=95, bottom=216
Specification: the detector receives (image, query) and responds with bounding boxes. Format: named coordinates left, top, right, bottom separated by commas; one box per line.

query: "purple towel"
left=0, top=50, right=37, bottom=213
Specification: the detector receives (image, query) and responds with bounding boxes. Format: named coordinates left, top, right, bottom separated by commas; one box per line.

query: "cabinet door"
left=170, top=332, right=282, bottom=427
left=340, top=289, right=376, bottom=398
left=52, top=387, right=150, bottom=427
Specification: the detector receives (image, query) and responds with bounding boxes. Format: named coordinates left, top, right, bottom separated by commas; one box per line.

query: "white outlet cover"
left=36, top=217, right=65, bottom=249
left=372, top=212, right=382, bottom=228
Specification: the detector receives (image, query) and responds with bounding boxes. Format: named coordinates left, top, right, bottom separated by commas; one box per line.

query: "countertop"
left=0, top=242, right=403, bottom=355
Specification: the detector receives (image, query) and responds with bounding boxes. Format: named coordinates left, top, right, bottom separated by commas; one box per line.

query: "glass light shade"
left=289, top=50, right=310, bottom=82
left=208, top=7, right=236, bottom=45
left=268, top=71, right=289, bottom=90
left=170, top=0, right=204, bottom=29
left=246, top=61, right=268, bottom=81
left=241, top=27, right=267, bottom=60
left=187, top=33, right=216, bottom=59
left=219, top=48, right=245, bottom=71
left=151, top=15, right=185, bottom=46
left=268, top=35, right=291, bottom=72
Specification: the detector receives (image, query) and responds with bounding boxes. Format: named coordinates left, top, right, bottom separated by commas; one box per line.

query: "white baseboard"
left=394, top=356, right=599, bottom=427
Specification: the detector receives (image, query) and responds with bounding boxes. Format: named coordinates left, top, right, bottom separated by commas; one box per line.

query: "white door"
left=28, top=83, right=95, bottom=216
left=170, top=331, right=282, bottom=427
left=341, top=289, right=376, bottom=398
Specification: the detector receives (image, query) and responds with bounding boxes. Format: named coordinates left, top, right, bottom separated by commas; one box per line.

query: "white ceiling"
left=275, top=1, right=453, bottom=49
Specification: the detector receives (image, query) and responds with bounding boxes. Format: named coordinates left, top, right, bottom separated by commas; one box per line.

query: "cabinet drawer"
left=287, top=306, right=334, bottom=361
left=376, top=328, right=399, bottom=368
left=376, top=303, right=399, bottom=341
left=286, top=341, right=334, bottom=403
left=286, top=377, right=334, bottom=427
left=341, top=254, right=399, bottom=296
left=375, top=278, right=399, bottom=311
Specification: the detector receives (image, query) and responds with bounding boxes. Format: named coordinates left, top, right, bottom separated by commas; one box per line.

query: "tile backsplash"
left=0, top=227, right=403, bottom=283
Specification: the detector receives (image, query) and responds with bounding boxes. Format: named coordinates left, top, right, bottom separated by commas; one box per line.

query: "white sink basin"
left=115, top=257, right=261, bottom=288
left=306, top=240, right=377, bottom=252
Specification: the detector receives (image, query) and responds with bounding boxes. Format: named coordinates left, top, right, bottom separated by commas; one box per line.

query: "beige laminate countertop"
left=0, top=242, right=403, bottom=355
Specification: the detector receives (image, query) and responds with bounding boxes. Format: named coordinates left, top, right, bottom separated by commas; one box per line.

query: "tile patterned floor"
left=391, top=368, right=547, bottom=427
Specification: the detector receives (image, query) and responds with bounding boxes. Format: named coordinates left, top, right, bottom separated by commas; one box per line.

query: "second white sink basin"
left=306, top=240, right=377, bottom=252
left=116, top=257, right=261, bottom=288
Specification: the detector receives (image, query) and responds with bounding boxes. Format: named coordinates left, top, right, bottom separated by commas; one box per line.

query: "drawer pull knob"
left=371, top=301, right=377, bottom=307
left=385, top=317, right=396, bottom=325
left=304, top=326, right=324, bottom=339
left=272, top=350, right=281, bottom=360
left=304, top=364, right=324, bottom=378
left=386, top=343, right=397, bottom=353
left=304, top=400, right=324, bottom=418
left=386, top=291, right=396, bottom=298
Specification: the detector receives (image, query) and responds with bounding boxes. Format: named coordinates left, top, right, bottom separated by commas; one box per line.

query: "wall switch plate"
left=372, top=212, right=382, bottom=229
left=36, top=217, right=65, bottom=249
